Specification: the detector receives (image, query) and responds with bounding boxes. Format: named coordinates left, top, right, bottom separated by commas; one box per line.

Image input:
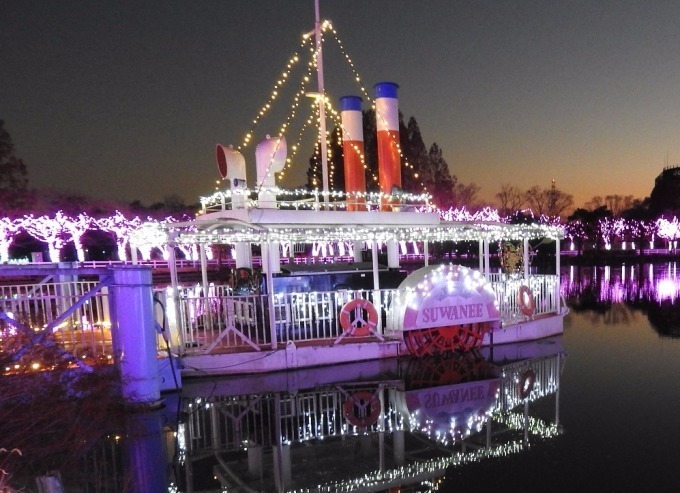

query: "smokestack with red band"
left=340, top=95, right=366, bottom=211
left=375, top=82, right=401, bottom=211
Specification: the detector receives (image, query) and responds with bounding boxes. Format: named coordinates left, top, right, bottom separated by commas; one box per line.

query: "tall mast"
left=314, top=0, right=330, bottom=208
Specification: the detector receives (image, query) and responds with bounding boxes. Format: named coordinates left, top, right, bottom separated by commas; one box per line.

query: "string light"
left=229, top=18, right=426, bottom=197
left=324, top=97, right=380, bottom=187
left=180, top=350, right=564, bottom=493
left=237, top=36, right=312, bottom=151
left=0, top=217, right=23, bottom=263
left=326, top=23, right=427, bottom=191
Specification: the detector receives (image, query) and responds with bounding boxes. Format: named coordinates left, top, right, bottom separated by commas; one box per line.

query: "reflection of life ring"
left=518, top=369, right=536, bottom=399
left=342, top=391, right=381, bottom=428
left=518, top=285, right=535, bottom=317
left=339, top=299, right=378, bottom=337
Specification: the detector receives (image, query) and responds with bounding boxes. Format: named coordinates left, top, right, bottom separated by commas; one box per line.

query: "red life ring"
left=518, top=369, right=536, bottom=399
left=339, top=299, right=378, bottom=337
left=342, top=391, right=381, bottom=428
left=518, top=285, right=535, bottom=317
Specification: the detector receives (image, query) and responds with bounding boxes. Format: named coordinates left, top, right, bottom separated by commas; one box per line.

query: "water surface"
left=6, top=262, right=680, bottom=492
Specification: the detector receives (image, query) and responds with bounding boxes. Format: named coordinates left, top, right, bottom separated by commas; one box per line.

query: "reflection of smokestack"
left=375, top=82, right=401, bottom=211
left=340, top=96, right=366, bottom=211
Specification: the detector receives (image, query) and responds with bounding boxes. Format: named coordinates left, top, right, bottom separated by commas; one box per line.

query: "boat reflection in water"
left=172, top=337, right=565, bottom=492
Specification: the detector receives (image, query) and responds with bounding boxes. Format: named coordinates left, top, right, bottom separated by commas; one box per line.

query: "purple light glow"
left=563, top=263, right=680, bottom=304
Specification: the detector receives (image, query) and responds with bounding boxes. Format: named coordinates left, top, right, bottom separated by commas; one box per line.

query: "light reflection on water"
left=564, top=262, right=680, bottom=304
left=7, top=262, right=680, bottom=491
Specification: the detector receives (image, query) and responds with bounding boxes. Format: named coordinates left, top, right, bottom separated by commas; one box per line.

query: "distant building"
left=649, top=165, right=680, bottom=216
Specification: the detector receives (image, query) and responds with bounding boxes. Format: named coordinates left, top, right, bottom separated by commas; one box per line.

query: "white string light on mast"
left=225, top=17, right=428, bottom=200
left=237, top=35, right=313, bottom=151
left=324, top=99, right=380, bottom=187
left=327, top=23, right=427, bottom=192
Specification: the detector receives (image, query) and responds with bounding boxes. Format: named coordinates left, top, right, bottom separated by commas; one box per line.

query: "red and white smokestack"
left=374, top=82, right=401, bottom=211
left=340, top=95, right=366, bottom=211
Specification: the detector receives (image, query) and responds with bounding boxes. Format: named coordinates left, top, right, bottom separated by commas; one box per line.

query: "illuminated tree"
left=0, top=217, right=21, bottom=262
left=598, top=217, right=626, bottom=250
left=564, top=220, right=587, bottom=253
left=174, top=222, right=201, bottom=260
left=656, top=217, right=680, bottom=250
left=625, top=219, right=656, bottom=252
left=439, top=206, right=502, bottom=223
left=61, top=213, right=92, bottom=262
left=568, top=206, right=609, bottom=251
left=95, top=211, right=141, bottom=261
left=129, top=220, right=168, bottom=261
left=21, top=213, right=69, bottom=262
left=178, top=243, right=199, bottom=261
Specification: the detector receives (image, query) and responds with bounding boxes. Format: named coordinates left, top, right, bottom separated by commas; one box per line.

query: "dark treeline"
left=3, top=116, right=680, bottom=222
left=305, top=110, right=480, bottom=209
left=0, top=120, right=198, bottom=219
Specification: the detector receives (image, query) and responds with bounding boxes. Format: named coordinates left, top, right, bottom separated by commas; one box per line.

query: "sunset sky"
left=2, top=1, right=679, bottom=209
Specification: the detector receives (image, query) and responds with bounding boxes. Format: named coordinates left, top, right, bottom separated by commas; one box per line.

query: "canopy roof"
left=161, top=209, right=563, bottom=246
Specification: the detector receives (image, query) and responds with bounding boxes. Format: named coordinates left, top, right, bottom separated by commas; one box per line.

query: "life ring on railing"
left=518, top=369, right=536, bottom=399
left=339, top=299, right=378, bottom=337
left=342, top=391, right=381, bottom=428
left=518, top=285, right=535, bottom=317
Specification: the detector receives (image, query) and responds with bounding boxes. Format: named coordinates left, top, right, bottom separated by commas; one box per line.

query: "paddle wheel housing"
left=392, top=264, right=501, bottom=356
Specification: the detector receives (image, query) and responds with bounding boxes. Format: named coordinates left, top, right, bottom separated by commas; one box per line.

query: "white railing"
left=273, top=289, right=399, bottom=343
left=201, top=189, right=430, bottom=214
left=177, top=286, right=400, bottom=354
left=178, top=286, right=269, bottom=351
left=0, top=271, right=564, bottom=368
left=0, top=280, right=113, bottom=363
left=486, top=273, right=562, bottom=325
left=176, top=275, right=562, bottom=354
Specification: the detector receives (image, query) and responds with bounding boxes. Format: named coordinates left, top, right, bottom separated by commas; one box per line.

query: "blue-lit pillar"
left=110, top=265, right=161, bottom=405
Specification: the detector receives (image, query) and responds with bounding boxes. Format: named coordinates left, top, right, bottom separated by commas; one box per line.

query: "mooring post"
left=110, top=265, right=161, bottom=406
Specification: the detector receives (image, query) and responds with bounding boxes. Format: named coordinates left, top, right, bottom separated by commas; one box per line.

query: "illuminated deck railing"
left=175, top=286, right=400, bottom=354
left=199, top=188, right=432, bottom=215
left=0, top=280, right=114, bottom=368
left=173, top=273, right=561, bottom=354
left=0, top=270, right=564, bottom=370
left=487, top=273, right=563, bottom=322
